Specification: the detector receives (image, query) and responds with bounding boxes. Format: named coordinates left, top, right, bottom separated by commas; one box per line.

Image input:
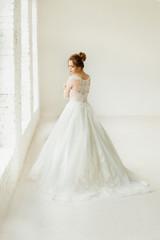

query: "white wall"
left=38, top=0, right=160, bottom=118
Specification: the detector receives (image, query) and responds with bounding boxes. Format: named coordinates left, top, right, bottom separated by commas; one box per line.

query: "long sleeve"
left=63, top=88, right=69, bottom=100
left=63, top=77, right=73, bottom=100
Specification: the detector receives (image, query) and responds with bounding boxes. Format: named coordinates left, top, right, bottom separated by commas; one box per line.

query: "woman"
left=28, top=52, right=151, bottom=201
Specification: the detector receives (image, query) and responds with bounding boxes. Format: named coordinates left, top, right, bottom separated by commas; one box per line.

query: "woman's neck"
left=74, top=71, right=84, bottom=77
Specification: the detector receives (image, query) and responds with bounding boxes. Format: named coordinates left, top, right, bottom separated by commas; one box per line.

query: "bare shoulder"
left=82, top=72, right=90, bottom=79
left=85, top=74, right=90, bottom=79
left=78, top=73, right=90, bottom=80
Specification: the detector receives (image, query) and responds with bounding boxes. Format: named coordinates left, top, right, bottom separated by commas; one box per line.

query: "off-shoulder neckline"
left=72, top=73, right=90, bottom=81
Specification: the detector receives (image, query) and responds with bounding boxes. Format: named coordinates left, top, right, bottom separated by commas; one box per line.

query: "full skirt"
left=28, top=101, right=151, bottom=201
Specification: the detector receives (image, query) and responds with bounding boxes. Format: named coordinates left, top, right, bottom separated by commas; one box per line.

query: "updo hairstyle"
left=68, top=52, right=86, bottom=69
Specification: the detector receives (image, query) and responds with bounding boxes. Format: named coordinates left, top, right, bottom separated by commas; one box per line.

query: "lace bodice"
left=69, top=73, right=90, bottom=103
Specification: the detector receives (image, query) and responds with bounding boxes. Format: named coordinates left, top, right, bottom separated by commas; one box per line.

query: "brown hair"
left=68, top=52, right=86, bottom=69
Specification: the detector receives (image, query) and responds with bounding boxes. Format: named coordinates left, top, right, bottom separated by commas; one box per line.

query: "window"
left=0, top=0, right=39, bottom=172
left=21, top=0, right=31, bottom=134
left=0, top=0, right=15, bottom=150
left=32, top=0, right=39, bottom=113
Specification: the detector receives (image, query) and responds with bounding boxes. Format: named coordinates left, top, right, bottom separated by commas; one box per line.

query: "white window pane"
left=21, top=0, right=31, bottom=134
left=32, top=0, right=39, bottom=112
left=0, top=0, right=15, bottom=147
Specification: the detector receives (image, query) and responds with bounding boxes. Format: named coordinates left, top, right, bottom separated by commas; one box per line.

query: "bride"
left=28, top=52, right=151, bottom=201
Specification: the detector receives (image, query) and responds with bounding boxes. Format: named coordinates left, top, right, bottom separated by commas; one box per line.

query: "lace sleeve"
left=63, top=89, right=69, bottom=100
left=63, top=77, right=73, bottom=100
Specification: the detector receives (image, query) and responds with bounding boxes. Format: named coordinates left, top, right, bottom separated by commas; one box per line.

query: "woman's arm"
left=63, top=77, right=73, bottom=99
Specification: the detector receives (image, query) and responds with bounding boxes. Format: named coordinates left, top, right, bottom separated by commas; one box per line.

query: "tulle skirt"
left=28, top=101, right=151, bottom=201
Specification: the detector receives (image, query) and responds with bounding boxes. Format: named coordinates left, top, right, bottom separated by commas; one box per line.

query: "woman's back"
left=69, top=73, right=91, bottom=102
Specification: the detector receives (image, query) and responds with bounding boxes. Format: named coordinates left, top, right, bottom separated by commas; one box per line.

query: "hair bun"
left=78, top=52, right=86, bottom=62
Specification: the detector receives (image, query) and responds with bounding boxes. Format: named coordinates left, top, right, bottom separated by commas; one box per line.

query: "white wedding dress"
left=28, top=73, right=151, bottom=201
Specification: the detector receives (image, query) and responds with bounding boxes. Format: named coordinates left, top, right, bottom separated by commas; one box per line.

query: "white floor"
left=0, top=116, right=160, bottom=240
